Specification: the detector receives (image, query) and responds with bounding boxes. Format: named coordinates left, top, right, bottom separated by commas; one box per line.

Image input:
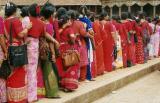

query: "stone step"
left=37, top=58, right=160, bottom=103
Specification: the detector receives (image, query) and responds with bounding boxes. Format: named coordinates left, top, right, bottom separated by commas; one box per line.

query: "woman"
left=0, top=16, right=7, bottom=103
left=59, top=14, right=79, bottom=92
left=20, top=6, right=30, bottom=29
left=67, top=10, right=89, bottom=81
left=99, top=10, right=116, bottom=72
left=111, top=15, right=123, bottom=69
left=40, top=3, right=60, bottom=98
left=26, top=3, right=59, bottom=102
left=79, top=6, right=95, bottom=81
left=138, top=12, right=152, bottom=63
left=92, top=15, right=105, bottom=75
left=4, top=2, right=32, bottom=103
left=150, top=19, right=160, bottom=58
left=135, top=19, right=145, bottom=64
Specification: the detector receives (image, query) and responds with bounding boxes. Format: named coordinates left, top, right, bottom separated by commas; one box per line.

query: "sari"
left=59, top=27, right=79, bottom=90
left=93, top=20, right=105, bottom=75
left=41, top=58, right=59, bottom=97
left=37, top=65, right=45, bottom=99
left=5, top=17, right=27, bottom=103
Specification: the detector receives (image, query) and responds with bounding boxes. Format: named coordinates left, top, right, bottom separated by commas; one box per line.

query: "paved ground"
left=93, top=70, right=160, bottom=103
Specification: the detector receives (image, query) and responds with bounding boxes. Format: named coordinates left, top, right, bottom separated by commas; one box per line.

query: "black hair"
left=67, top=10, right=77, bottom=20
left=94, top=15, right=99, bottom=20
left=127, top=12, right=133, bottom=19
left=56, top=7, right=67, bottom=20
left=28, top=3, right=38, bottom=17
left=5, top=2, right=17, bottom=17
left=99, top=10, right=108, bottom=21
left=58, top=14, right=70, bottom=28
left=146, top=17, right=152, bottom=23
left=138, top=11, right=146, bottom=20
left=79, top=5, right=88, bottom=16
left=20, top=6, right=29, bottom=17
left=136, top=18, right=140, bottom=24
left=41, top=2, right=55, bottom=19
left=121, top=12, right=128, bottom=20
left=112, top=15, right=120, bottom=22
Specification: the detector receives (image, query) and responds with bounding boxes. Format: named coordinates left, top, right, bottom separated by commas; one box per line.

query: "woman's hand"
left=26, top=22, right=32, bottom=30
left=51, top=55, right=56, bottom=63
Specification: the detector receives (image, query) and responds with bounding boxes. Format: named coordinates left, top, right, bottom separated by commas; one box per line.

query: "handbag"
left=0, top=60, right=11, bottom=80
left=39, top=37, right=50, bottom=60
left=8, top=19, right=28, bottom=67
left=62, top=49, right=80, bottom=67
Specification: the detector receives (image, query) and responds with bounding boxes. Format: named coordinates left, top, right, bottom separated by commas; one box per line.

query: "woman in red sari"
left=135, top=19, right=145, bottom=64
left=121, top=12, right=133, bottom=67
left=4, top=2, right=32, bottom=103
left=93, top=16, right=105, bottom=75
left=68, top=10, right=89, bottom=81
left=138, top=12, right=152, bottom=63
left=99, top=11, right=115, bottom=72
left=59, top=14, right=79, bottom=92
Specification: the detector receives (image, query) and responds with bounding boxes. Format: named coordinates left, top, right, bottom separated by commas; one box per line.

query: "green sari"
left=41, top=59, right=59, bottom=97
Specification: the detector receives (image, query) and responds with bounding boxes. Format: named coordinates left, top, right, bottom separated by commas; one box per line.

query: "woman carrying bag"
left=4, top=2, right=32, bottom=103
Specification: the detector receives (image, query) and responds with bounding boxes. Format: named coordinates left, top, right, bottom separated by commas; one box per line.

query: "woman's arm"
left=17, top=22, right=32, bottom=38
left=44, top=32, right=60, bottom=48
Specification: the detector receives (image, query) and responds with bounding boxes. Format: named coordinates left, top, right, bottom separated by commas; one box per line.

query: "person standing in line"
left=135, top=18, right=145, bottom=64
left=4, top=2, right=32, bottom=103
left=92, top=15, right=105, bottom=75
left=67, top=10, right=89, bottom=81
left=79, top=5, right=95, bottom=81
left=40, top=2, right=60, bottom=98
left=26, top=3, right=59, bottom=102
left=99, top=10, right=116, bottom=72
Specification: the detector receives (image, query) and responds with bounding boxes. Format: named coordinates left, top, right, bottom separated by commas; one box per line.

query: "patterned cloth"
left=37, top=65, right=45, bottom=99
left=0, top=78, right=7, bottom=103
left=26, top=37, right=39, bottom=102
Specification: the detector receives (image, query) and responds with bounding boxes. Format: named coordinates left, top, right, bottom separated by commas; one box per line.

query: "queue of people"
left=0, top=2, right=160, bottom=103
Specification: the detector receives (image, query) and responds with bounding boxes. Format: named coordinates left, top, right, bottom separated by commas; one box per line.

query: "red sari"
left=122, top=20, right=134, bottom=67
left=59, top=27, right=79, bottom=90
left=135, top=24, right=144, bottom=64
left=93, top=20, right=105, bottom=75
left=100, top=21, right=115, bottom=72
left=140, top=20, right=152, bottom=62
left=4, top=17, right=27, bottom=103
left=128, top=20, right=136, bottom=65
left=119, top=23, right=128, bottom=68
left=71, top=20, right=88, bottom=81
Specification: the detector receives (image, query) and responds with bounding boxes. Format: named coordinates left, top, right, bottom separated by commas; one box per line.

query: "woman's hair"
left=41, top=2, right=55, bottom=19
left=121, top=12, right=128, bottom=20
left=79, top=5, right=88, bottom=16
left=138, top=11, right=146, bottom=20
left=146, top=17, right=152, bottom=23
left=112, top=15, right=120, bottom=23
left=20, top=6, right=29, bottom=17
left=67, top=10, right=77, bottom=20
left=28, top=3, right=39, bottom=17
left=5, top=2, right=17, bottom=17
left=56, top=7, right=67, bottom=20
left=58, top=14, right=70, bottom=28
left=99, top=9, right=108, bottom=21
left=127, top=12, right=133, bottom=19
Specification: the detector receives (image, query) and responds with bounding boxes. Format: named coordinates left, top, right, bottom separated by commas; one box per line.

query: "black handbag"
left=0, top=60, right=11, bottom=80
left=8, top=19, right=28, bottom=67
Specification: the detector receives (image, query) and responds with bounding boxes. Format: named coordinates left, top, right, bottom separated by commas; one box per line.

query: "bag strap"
left=9, top=20, right=13, bottom=45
